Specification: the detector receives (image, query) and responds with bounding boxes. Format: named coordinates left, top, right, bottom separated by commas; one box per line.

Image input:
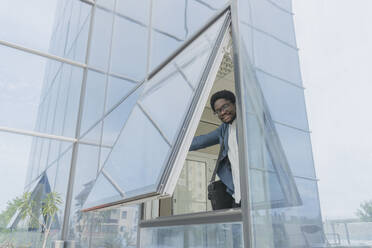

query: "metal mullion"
left=139, top=208, right=242, bottom=227
left=0, top=128, right=76, bottom=144
left=98, top=0, right=118, bottom=174
left=0, top=39, right=86, bottom=68
left=231, top=1, right=253, bottom=248
left=60, top=1, right=96, bottom=240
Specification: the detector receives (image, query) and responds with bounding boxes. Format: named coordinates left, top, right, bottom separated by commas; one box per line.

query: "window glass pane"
left=0, top=131, right=72, bottom=247
left=70, top=204, right=140, bottom=247
left=68, top=144, right=100, bottom=237
left=253, top=30, right=302, bottom=85
left=247, top=0, right=296, bottom=46
left=105, top=76, right=138, bottom=112
left=88, top=7, right=114, bottom=70
left=141, top=222, right=243, bottom=247
left=173, top=160, right=208, bottom=214
left=275, top=124, right=316, bottom=179
left=150, top=0, right=227, bottom=70
left=110, top=17, right=148, bottom=81
left=116, top=0, right=151, bottom=25
left=0, top=45, right=83, bottom=136
left=80, top=70, right=106, bottom=136
left=102, top=87, right=141, bottom=147
left=80, top=121, right=103, bottom=145
left=150, top=31, right=183, bottom=71
left=0, top=0, right=91, bottom=62
left=257, top=71, right=309, bottom=130
left=98, top=106, right=171, bottom=197
left=139, top=69, right=193, bottom=143
left=151, top=0, right=186, bottom=39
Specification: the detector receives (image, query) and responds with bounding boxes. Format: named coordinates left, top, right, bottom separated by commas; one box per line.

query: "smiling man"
left=190, top=90, right=241, bottom=209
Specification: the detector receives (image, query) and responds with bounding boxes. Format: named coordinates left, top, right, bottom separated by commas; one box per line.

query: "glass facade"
left=1, top=0, right=357, bottom=248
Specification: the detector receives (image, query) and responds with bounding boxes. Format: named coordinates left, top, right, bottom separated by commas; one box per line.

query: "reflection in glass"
left=257, top=70, right=309, bottom=131
left=116, top=0, right=151, bottom=25
left=141, top=222, right=243, bottom=247
left=246, top=0, right=296, bottom=46
left=102, top=87, right=141, bottom=147
left=110, top=17, right=148, bottom=81
left=88, top=7, right=114, bottom=70
left=253, top=30, right=302, bottom=85
left=80, top=70, right=106, bottom=135
left=275, top=124, right=316, bottom=179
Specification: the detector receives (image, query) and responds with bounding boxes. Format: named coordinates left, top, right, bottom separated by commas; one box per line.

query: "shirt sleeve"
left=189, top=125, right=222, bottom=151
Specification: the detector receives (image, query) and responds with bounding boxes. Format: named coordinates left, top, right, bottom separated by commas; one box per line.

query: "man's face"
left=213, top=98, right=236, bottom=124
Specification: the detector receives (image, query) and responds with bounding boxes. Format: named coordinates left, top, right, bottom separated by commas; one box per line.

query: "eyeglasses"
left=214, top=103, right=231, bottom=115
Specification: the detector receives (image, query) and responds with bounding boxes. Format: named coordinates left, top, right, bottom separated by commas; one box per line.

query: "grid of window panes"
left=236, top=0, right=324, bottom=247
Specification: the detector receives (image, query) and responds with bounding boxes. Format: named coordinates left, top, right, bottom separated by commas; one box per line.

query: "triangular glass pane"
left=102, top=86, right=142, bottom=147
left=83, top=12, right=229, bottom=210
left=83, top=174, right=123, bottom=210
left=105, top=76, right=138, bottom=112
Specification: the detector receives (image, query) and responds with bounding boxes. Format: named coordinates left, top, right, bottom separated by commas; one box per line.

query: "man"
left=190, top=90, right=241, bottom=209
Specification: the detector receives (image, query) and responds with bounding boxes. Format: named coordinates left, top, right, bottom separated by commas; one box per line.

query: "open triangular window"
left=83, top=11, right=231, bottom=210
left=82, top=9, right=301, bottom=213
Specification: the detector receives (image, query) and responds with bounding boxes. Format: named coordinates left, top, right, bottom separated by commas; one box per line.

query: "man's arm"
left=189, top=125, right=222, bottom=151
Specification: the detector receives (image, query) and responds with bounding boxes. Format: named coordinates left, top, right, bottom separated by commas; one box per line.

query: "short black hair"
left=210, top=90, right=236, bottom=112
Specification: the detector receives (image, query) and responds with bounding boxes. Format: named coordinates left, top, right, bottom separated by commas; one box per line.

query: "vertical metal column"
left=60, top=0, right=97, bottom=241
left=231, top=1, right=253, bottom=247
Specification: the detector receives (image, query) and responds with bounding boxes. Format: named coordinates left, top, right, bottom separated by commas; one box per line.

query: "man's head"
left=210, top=90, right=236, bottom=124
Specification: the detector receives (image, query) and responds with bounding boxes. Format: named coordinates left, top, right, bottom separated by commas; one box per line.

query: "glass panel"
left=97, top=106, right=171, bottom=197
left=253, top=30, right=302, bottom=85
left=110, top=16, right=148, bottom=81
left=0, top=131, right=72, bottom=247
left=150, top=0, right=227, bottom=70
left=0, top=45, right=83, bottom=135
left=275, top=124, right=316, bottom=179
left=88, top=6, right=114, bottom=70
left=69, top=204, right=140, bottom=247
left=150, top=31, right=183, bottom=71
left=80, top=121, right=103, bottom=145
left=116, top=0, right=151, bottom=25
left=141, top=222, right=243, bottom=247
left=0, top=0, right=91, bottom=62
left=82, top=172, right=123, bottom=209
left=102, top=87, right=141, bottom=147
left=257, top=71, right=309, bottom=130
left=80, top=70, right=106, bottom=136
left=83, top=13, right=227, bottom=209
left=247, top=0, right=296, bottom=46
left=151, top=0, right=187, bottom=40
left=173, top=160, right=208, bottom=214
left=105, top=76, right=138, bottom=112
left=68, top=144, right=101, bottom=239
left=139, top=68, right=193, bottom=143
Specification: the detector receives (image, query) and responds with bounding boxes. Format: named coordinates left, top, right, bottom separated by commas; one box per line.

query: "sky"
left=293, top=0, right=372, bottom=219
left=0, top=0, right=371, bottom=220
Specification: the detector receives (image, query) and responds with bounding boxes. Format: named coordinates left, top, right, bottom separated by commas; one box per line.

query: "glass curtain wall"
left=233, top=0, right=324, bottom=247
left=0, top=0, right=323, bottom=247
